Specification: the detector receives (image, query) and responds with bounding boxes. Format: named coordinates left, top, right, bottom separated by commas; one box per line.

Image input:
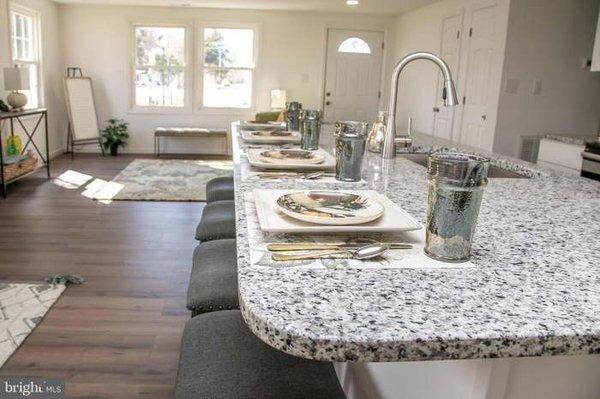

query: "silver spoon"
left=272, top=243, right=389, bottom=261
left=302, top=171, right=325, bottom=180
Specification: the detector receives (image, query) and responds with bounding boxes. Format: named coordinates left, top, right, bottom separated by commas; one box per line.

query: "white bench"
left=154, top=127, right=229, bottom=157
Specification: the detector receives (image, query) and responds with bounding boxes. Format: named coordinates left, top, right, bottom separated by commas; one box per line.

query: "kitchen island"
left=231, top=121, right=599, bottom=396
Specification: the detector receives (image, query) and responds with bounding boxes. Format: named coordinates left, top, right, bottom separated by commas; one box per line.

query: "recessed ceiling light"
left=346, top=0, right=359, bottom=5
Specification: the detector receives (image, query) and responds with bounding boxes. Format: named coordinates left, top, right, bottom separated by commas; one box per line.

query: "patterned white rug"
left=93, top=159, right=233, bottom=202
left=0, top=283, right=65, bottom=367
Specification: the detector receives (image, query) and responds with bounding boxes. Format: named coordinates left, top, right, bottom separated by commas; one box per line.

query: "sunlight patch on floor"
left=193, top=160, right=233, bottom=171
left=81, top=178, right=125, bottom=204
left=52, top=170, right=93, bottom=189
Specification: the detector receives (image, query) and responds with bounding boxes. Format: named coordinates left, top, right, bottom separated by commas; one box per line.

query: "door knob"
left=326, top=92, right=331, bottom=97
left=433, top=107, right=440, bottom=113
left=481, top=114, right=487, bottom=121
left=325, top=101, right=331, bottom=106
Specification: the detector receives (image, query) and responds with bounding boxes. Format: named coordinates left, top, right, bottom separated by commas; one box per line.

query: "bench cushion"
left=155, top=127, right=227, bottom=137
left=186, top=239, right=238, bottom=316
left=195, top=200, right=236, bottom=241
left=175, top=310, right=346, bottom=399
left=206, top=175, right=234, bottom=203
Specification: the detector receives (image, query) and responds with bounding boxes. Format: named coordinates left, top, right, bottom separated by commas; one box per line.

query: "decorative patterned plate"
left=276, top=191, right=384, bottom=225
left=241, top=130, right=301, bottom=144
left=259, top=149, right=325, bottom=165
left=247, top=148, right=335, bottom=170
left=251, top=130, right=293, bottom=137
left=240, top=121, right=285, bottom=130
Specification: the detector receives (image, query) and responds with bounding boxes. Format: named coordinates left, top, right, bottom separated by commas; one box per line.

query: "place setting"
left=238, top=120, right=286, bottom=131
left=240, top=129, right=301, bottom=144
left=244, top=186, right=478, bottom=269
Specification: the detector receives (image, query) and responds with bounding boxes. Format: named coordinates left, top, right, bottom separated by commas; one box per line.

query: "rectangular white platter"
left=247, top=148, right=336, bottom=170
left=241, top=130, right=301, bottom=144
left=239, top=121, right=285, bottom=130
left=253, top=189, right=423, bottom=233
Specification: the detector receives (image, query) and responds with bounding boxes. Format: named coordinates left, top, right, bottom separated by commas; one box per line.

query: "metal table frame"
left=0, top=108, right=50, bottom=198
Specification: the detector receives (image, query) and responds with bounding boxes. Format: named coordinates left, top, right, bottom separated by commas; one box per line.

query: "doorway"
left=323, top=29, right=384, bottom=122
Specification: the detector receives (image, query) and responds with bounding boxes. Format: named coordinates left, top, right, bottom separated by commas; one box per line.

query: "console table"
left=0, top=108, right=50, bottom=198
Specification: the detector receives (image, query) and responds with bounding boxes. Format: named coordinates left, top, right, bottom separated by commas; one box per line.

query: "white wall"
left=592, top=6, right=600, bottom=71
left=391, top=0, right=510, bottom=143
left=59, top=4, right=397, bottom=154
left=493, top=0, right=600, bottom=158
left=0, top=0, right=67, bottom=159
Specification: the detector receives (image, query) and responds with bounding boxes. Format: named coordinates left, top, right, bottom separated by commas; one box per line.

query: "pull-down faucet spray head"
left=443, top=79, right=459, bottom=106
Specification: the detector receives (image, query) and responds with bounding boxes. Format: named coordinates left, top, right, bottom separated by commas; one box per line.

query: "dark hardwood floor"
left=0, top=153, right=224, bottom=398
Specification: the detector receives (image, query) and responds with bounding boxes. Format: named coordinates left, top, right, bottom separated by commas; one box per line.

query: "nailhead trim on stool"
left=195, top=200, right=236, bottom=241
left=186, top=239, right=239, bottom=316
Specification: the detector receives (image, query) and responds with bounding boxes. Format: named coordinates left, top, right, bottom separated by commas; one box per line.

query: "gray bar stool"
left=206, top=175, right=234, bottom=203
left=187, top=239, right=239, bottom=316
left=175, top=310, right=346, bottom=399
left=195, top=200, right=236, bottom=241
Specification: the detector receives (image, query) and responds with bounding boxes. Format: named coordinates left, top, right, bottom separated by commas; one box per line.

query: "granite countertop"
left=542, top=134, right=595, bottom=146
left=233, top=122, right=600, bottom=362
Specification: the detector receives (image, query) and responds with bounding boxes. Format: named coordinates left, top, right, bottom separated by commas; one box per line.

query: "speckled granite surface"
left=232, top=123, right=600, bottom=362
left=543, top=134, right=594, bottom=146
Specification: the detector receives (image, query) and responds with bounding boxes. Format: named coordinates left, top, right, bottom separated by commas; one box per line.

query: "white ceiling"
left=53, top=0, right=439, bottom=15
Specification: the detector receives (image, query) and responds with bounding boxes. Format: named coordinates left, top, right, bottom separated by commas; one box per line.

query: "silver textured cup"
left=285, top=101, right=302, bottom=131
left=424, top=153, right=489, bottom=263
left=300, top=110, right=322, bottom=150
left=334, top=121, right=369, bottom=182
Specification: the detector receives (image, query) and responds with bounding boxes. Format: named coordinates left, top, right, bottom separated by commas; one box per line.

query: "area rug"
left=0, top=282, right=65, bottom=367
left=93, top=159, right=233, bottom=202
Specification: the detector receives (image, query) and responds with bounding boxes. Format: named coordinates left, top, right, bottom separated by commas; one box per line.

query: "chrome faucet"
left=381, top=52, right=459, bottom=159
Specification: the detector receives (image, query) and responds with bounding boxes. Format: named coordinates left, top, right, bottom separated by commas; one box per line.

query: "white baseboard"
left=49, top=147, right=64, bottom=160
left=73, top=146, right=229, bottom=156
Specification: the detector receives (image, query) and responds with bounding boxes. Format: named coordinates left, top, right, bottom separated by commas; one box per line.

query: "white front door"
left=323, top=29, right=384, bottom=122
left=433, top=11, right=464, bottom=141
left=457, top=1, right=499, bottom=150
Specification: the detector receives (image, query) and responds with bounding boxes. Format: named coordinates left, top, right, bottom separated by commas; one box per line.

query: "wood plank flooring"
left=0, top=153, right=223, bottom=398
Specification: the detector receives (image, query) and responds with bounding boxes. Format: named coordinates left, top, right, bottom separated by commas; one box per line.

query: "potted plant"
left=101, top=118, right=129, bottom=156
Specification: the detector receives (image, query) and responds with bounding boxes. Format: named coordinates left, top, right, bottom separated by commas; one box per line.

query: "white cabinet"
left=537, top=138, right=584, bottom=173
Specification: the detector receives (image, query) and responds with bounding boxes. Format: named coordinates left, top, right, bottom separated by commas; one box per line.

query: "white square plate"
left=253, top=189, right=423, bottom=233
left=239, top=121, right=285, bottom=130
left=241, top=130, right=301, bottom=144
left=247, top=148, right=336, bottom=170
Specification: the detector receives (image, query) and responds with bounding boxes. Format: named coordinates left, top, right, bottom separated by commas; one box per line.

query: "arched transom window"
left=337, top=37, right=371, bottom=54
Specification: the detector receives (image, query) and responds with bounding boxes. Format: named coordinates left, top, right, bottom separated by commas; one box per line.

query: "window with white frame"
left=201, top=27, right=255, bottom=109
left=133, top=26, right=187, bottom=107
left=9, top=7, right=41, bottom=108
